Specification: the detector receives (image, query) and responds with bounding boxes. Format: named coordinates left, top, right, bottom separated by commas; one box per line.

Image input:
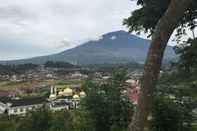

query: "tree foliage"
left=124, top=0, right=197, bottom=36
left=154, top=38, right=197, bottom=131
left=152, top=96, right=193, bottom=131
left=0, top=67, right=196, bottom=131
left=44, top=61, right=77, bottom=68
left=81, top=70, right=133, bottom=131
left=125, top=1, right=195, bottom=131
left=175, top=38, right=197, bottom=74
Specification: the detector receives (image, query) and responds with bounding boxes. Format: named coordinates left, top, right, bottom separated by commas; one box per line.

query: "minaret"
left=49, top=85, right=56, bottom=100
left=54, top=86, right=57, bottom=95
left=50, top=86, right=54, bottom=95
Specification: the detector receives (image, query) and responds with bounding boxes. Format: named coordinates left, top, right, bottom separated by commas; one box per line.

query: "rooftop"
left=0, top=96, right=47, bottom=107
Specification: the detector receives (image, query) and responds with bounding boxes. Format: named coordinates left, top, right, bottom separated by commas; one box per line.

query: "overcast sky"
left=0, top=0, right=141, bottom=60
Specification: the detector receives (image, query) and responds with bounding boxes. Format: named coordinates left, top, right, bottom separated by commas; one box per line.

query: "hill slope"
left=0, top=30, right=176, bottom=65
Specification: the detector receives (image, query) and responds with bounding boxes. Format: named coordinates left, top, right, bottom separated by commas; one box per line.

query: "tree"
left=81, top=70, right=133, bottom=131
left=152, top=96, right=193, bottom=131
left=18, top=108, right=52, bottom=131
left=72, top=110, right=95, bottom=131
left=125, top=0, right=194, bottom=131
left=176, top=38, right=197, bottom=74
left=44, top=61, right=76, bottom=68
left=124, top=0, right=197, bottom=37
left=153, top=61, right=197, bottom=131
left=49, top=111, right=73, bottom=131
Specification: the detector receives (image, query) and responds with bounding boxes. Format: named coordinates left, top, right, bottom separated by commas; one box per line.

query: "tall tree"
left=125, top=0, right=194, bottom=131
left=81, top=70, right=133, bottom=131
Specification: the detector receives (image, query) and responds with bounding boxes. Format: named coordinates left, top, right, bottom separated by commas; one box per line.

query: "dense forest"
left=0, top=61, right=78, bottom=75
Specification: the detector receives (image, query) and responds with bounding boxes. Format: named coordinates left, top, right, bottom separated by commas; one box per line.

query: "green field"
left=0, top=79, right=82, bottom=91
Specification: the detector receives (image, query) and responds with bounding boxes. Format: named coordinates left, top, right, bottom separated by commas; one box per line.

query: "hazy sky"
left=0, top=0, right=140, bottom=60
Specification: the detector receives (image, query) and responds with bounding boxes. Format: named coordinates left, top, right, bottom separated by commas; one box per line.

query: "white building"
left=0, top=97, right=47, bottom=116
left=49, top=99, right=71, bottom=111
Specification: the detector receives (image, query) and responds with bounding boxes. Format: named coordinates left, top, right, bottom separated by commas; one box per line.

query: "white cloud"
left=0, top=0, right=138, bottom=60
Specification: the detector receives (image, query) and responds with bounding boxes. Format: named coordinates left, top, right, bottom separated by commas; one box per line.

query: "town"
left=0, top=62, right=143, bottom=116
left=0, top=0, right=197, bottom=130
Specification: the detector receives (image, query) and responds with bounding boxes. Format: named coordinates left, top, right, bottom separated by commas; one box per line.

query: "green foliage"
left=124, top=0, right=170, bottom=34
left=18, top=108, right=52, bottom=131
left=152, top=96, right=193, bottom=131
left=72, top=110, right=95, bottom=131
left=49, top=111, right=73, bottom=131
left=112, top=69, right=128, bottom=83
left=81, top=70, right=133, bottom=131
left=0, top=121, right=17, bottom=131
left=44, top=61, right=77, bottom=68
left=0, top=108, right=95, bottom=131
left=0, top=67, right=196, bottom=131
left=175, top=38, right=197, bottom=74
left=85, top=63, right=142, bottom=72
left=124, top=0, right=197, bottom=37
left=154, top=41, right=197, bottom=130
left=82, top=80, right=96, bottom=93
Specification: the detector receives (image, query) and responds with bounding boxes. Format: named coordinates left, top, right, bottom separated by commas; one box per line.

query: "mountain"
left=0, top=30, right=176, bottom=65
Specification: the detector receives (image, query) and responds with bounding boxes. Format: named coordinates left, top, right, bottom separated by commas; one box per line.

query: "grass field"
left=0, top=79, right=83, bottom=91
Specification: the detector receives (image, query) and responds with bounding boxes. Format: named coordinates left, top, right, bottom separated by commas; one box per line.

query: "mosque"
left=48, top=85, right=86, bottom=110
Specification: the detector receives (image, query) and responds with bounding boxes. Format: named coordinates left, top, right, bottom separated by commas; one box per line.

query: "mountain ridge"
left=0, top=30, right=176, bottom=65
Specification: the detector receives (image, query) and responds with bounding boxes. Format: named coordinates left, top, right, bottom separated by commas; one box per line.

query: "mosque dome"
left=79, top=91, right=86, bottom=98
left=58, top=91, right=64, bottom=96
left=73, top=94, right=80, bottom=100
left=63, top=88, right=73, bottom=96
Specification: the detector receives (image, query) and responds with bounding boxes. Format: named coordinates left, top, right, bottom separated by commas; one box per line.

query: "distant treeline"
left=0, top=61, right=143, bottom=75
left=0, top=64, right=38, bottom=75
left=44, top=61, right=77, bottom=68
left=85, top=62, right=143, bottom=71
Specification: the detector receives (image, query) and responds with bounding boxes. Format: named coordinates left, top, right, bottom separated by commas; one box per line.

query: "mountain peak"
left=0, top=30, right=176, bottom=65
left=102, top=30, right=142, bottom=42
left=103, top=30, right=129, bottom=37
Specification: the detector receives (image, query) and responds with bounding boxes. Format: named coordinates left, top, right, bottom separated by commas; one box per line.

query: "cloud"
left=0, top=0, right=137, bottom=60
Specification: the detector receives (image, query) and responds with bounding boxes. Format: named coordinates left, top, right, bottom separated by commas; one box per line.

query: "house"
left=70, top=72, right=88, bottom=79
left=10, top=75, right=22, bottom=82
left=0, top=96, right=47, bottom=115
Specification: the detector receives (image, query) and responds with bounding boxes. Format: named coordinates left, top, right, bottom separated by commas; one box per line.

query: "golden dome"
left=73, top=94, right=80, bottom=100
left=58, top=91, right=64, bottom=96
left=79, top=91, right=86, bottom=98
left=63, top=88, right=73, bottom=96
